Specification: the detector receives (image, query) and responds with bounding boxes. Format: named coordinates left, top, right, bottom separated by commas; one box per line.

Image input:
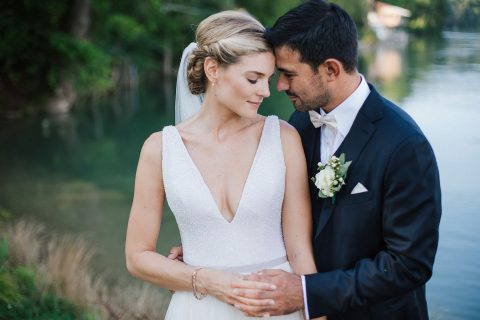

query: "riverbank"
left=0, top=217, right=169, bottom=319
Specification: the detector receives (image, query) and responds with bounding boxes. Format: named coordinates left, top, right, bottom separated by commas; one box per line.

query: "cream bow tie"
left=309, top=110, right=337, bottom=129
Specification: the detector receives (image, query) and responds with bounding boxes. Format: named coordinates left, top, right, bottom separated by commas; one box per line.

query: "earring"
left=211, top=80, right=215, bottom=87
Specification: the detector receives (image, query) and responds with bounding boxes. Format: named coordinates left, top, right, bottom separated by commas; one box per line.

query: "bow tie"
left=309, top=110, right=337, bottom=130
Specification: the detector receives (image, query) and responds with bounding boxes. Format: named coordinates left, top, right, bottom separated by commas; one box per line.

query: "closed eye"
left=248, top=79, right=258, bottom=84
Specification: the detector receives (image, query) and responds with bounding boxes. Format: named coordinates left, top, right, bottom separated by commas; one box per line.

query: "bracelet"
left=192, top=267, right=207, bottom=300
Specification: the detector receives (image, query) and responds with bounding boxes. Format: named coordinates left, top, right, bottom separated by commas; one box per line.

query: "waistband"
left=191, top=255, right=288, bottom=274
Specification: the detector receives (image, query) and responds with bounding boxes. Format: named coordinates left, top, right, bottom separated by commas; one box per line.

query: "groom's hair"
left=265, top=0, right=357, bottom=73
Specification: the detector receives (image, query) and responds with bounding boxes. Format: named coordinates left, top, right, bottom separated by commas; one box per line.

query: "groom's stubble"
left=290, top=71, right=332, bottom=113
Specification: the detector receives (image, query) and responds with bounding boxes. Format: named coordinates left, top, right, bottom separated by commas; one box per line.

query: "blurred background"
left=0, top=0, right=479, bottom=319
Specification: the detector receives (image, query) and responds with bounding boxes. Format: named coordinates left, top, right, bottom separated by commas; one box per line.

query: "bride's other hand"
left=195, top=269, right=276, bottom=311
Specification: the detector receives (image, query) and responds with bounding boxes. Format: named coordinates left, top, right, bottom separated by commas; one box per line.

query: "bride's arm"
left=280, top=121, right=317, bottom=275
left=125, top=132, right=275, bottom=303
left=125, top=132, right=191, bottom=290
left=280, top=122, right=326, bottom=320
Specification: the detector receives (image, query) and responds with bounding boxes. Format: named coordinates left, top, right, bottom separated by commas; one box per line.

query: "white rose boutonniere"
left=312, top=153, right=352, bottom=204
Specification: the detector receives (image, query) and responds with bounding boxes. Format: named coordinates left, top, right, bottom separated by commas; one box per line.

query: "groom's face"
left=274, top=46, right=331, bottom=112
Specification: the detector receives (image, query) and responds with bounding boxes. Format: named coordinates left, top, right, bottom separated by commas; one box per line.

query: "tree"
left=330, top=0, right=372, bottom=28
left=385, top=0, right=449, bottom=33
left=445, top=0, right=480, bottom=30
left=0, top=0, right=111, bottom=113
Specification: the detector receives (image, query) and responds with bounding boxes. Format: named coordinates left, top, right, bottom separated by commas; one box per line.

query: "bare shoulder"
left=277, top=119, right=306, bottom=170
left=278, top=119, right=301, bottom=145
left=140, top=131, right=163, bottom=164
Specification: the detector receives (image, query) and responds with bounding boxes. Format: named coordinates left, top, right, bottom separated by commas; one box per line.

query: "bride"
left=125, top=10, right=322, bottom=319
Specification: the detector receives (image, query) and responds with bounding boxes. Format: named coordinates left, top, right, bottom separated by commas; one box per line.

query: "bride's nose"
left=257, top=81, right=270, bottom=98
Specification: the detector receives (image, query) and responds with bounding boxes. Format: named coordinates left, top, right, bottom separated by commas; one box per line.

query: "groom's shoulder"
left=377, top=95, right=425, bottom=140
left=287, top=110, right=311, bottom=132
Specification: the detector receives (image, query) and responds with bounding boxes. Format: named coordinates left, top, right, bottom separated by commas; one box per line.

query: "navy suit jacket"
left=289, top=84, right=441, bottom=319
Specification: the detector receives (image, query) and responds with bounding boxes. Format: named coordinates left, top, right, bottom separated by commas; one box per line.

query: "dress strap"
left=161, top=125, right=179, bottom=195
left=263, top=115, right=285, bottom=166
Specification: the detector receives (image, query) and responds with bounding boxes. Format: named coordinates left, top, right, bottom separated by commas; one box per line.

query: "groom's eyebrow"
left=277, top=67, right=295, bottom=74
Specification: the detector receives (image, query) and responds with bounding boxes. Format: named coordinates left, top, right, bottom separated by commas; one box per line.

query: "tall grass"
left=1, top=219, right=169, bottom=319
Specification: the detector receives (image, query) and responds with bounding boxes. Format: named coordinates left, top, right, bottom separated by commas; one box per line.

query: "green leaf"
left=0, top=239, right=8, bottom=264
left=318, top=191, right=328, bottom=198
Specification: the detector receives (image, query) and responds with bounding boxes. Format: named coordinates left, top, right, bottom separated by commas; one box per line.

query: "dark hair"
left=265, top=0, right=358, bottom=73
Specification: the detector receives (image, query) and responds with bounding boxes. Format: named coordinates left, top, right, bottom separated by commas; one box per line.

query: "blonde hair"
left=187, top=10, right=270, bottom=95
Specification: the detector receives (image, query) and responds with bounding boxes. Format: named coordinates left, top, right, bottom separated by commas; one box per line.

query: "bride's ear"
left=204, top=57, right=219, bottom=85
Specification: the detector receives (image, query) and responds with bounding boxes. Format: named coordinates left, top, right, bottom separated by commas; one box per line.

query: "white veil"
left=175, top=42, right=204, bottom=124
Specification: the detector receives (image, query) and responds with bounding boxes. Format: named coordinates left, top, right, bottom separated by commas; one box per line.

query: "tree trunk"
left=70, top=0, right=90, bottom=39
left=47, top=0, right=90, bottom=114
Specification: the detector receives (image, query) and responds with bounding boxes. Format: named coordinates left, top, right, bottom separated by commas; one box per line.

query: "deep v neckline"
left=171, top=117, right=269, bottom=224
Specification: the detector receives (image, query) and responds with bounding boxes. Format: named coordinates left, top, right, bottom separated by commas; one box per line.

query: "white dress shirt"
left=301, top=74, right=370, bottom=319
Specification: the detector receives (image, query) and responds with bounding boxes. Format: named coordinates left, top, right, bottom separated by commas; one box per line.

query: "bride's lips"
left=247, top=101, right=262, bottom=108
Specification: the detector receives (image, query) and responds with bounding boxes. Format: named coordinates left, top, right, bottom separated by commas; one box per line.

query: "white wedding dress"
left=162, top=116, right=304, bottom=320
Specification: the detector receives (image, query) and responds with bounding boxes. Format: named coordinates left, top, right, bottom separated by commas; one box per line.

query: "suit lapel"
left=297, top=113, right=323, bottom=232
left=308, top=126, right=321, bottom=178
left=314, top=86, right=383, bottom=240
left=299, top=111, right=321, bottom=178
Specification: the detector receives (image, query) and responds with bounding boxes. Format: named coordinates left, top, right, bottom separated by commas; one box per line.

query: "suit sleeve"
left=305, top=134, right=442, bottom=317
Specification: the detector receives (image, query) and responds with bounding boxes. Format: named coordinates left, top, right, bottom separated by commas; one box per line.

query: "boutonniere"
left=311, top=153, right=352, bottom=204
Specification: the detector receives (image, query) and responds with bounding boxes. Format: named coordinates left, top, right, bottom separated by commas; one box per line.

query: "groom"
left=233, top=1, right=442, bottom=319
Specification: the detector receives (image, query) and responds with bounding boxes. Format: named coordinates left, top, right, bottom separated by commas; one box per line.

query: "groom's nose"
left=276, top=74, right=289, bottom=92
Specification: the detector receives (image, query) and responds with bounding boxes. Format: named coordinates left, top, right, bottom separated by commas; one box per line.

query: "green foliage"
left=236, top=0, right=303, bottom=26
left=0, top=0, right=466, bottom=111
left=49, top=33, right=112, bottom=93
left=445, top=0, right=480, bottom=29
left=0, top=239, right=8, bottom=263
left=0, top=207, right=12, bottom=223
left=0, top=1, right=64, bottom=100
left=386, top=0, right=449, bottom=33
left=330, top=0, right=370, bottom=28
left=0, top=241, right=92, bottom=319
left=0, top=0, right=112, bottom=108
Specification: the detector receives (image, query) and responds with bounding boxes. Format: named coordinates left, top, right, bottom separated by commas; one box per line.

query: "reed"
left=1, top=219, right=169, bottom=319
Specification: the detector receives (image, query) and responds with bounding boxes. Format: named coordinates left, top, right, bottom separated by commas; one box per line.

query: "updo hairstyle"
left=187, top=11, right=270, bottom=95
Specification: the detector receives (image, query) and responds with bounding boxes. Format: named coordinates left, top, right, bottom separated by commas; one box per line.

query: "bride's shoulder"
left=146, top=130, right=164, bottom=146
left=275, top=118, right=302, bottom=151
left=277, top=118, right=300, bottom=138
left=139, top=131, right=164, bottom=162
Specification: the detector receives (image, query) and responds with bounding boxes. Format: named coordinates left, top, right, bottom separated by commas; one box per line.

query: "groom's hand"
left=232, top=269, right=304, bottom=317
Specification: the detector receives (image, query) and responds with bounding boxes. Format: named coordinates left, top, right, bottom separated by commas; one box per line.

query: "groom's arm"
left=304, top=134, right=441, bottom=317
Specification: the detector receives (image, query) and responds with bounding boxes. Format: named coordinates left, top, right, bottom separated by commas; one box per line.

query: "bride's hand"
left=196, top=269, right=277, bottom=310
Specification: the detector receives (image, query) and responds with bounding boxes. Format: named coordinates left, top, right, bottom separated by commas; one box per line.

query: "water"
left=399, top=32, right=480, bottom=320
left=0, top=31, right=479, bottom=319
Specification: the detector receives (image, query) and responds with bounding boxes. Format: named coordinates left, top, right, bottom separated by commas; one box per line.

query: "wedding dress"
left=162, top=116, right=304, bottom=319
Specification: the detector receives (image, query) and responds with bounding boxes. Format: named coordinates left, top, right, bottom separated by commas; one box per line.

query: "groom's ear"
left=204, top=57, right=219, bottom=83
left=322, top=59, right=341, bottom=81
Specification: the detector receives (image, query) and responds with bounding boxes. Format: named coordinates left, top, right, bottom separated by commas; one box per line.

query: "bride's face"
left=214, top=51, right=275, bottom=118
